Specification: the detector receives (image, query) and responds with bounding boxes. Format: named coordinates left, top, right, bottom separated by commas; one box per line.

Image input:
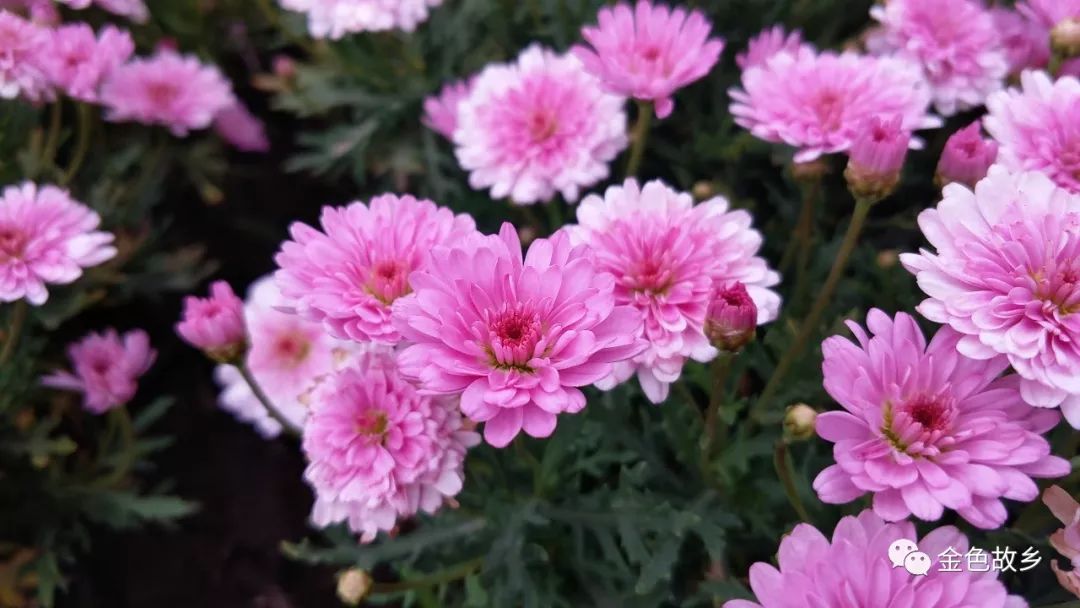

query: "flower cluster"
left=278, top=0, right=443, bottom=39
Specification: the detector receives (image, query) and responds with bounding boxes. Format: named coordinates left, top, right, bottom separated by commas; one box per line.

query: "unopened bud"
left=935, top=122, right=997, bottom=189
left=1053, top=18, right=1080, bottom=59
left=175, top=281, right=248, bottom=364
left=336, top=569, right=372, bottom=606
left=844, top=115, right=909, bottom=203
left=705, top=282, right=758, bottom=353
left=876, top=249, right=899, bottom=269
left=783, top=403, right=817, bottom=441
left=692, top=181, right=716, bottom=200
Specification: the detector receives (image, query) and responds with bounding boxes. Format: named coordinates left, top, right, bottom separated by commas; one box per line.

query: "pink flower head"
left=992, top=8, right=1052, bottom=74
left=730, top=48, right=939, bottom=163
left=724, top=510, right=1027, bottom=608
left=0, top=182, right=116, bottom=306
left=274, top=194, right=477, bottom=345
left=42, top=328, right=156, bottom=414
left=1045, top=486, right=1080, bottom=598
left=302, top=352, right=480, bottom=542
left=572, top=0, right=724, bottom=119
left=454, top=45, right=627, bottom=205
left=213, top=101, right=270, bottom=153
left=0, top=10, right=48, bottom=101
left=902, top=167, right=1080, bottom=427
left=0, top=0, right=57, bottom=24
left=100, top=50, right=236, bottom=136
left=844, top=115, right=910, bottom=200
left=40, top=24, right=133, bottom=103
left=570, top=179, right=780, bottom=403
left=278, top=0, right=443, bottom=39
left=705, top=282, right=758, bottom=353
left=812, top=309, right=1069, bottom=529
left=422, top=77, right=472, bottom=140
left=393, top=223, right=646, bottom=447
left=985, top=71, right=1080, bottom=193
left=735, top=25, right=812, bottom=70
left=176, top=280, right=246, bottom=362
left=1020, top=0, right=1080, bottom=28
left=935, top=122, right=998, bottom=188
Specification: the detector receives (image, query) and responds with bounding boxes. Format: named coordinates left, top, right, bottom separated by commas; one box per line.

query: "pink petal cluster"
left=724, top=509, right=1027, bottom=608
left=212, top=101, right=270, bottom=153
left=393, top=224, right=646, bottom=447
left=985, top=71, right=1080, bottom=193
left=40, top=24, right=133, bottom=103
left=902, top=167, right=1080, bottom=426
left=869, top=0, right=1008, bottom=116
left=992, top=8, right=1052, bottom=74
left=176, top=280, right=247, bottom=361
left=278, top=0, right=443, bottom=39
left=302, top=352, right=480, bottom=542
left=0, top=182, right=116, bottom=305
left=0, top=10, right=49, bottom=101
left=1020, top=0, right=1080, bottom=28
left=730, top=48, right=939, bottom=162
left=844, top=115, right=910, bottom=200
left=274, top=193, right=477, bottom=344
left=705, top=282, right=758, bottom=353
left=572, top=0, right=724, bottom=119
left=100, top=49, right=236, bottom=136
left=55, top=0, right=148, bottom=22
left=735, top=26, right=812, bottom=70
left=42, top=329, right=156, bottom=414
left=570, top=179, right=780, bottom=403
left=422, top=78, right=472, bottom=140
left=813, top=310, right=1069, bottom=529
left=935, top=122, right=998, bottom=188
left=454, top=45, right=627, bottom=205
left=1045, top=485, right=1080, bottom=598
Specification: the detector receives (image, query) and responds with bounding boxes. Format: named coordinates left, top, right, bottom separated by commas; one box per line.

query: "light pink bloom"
left=302, top=352, right=480, bottom=542
left=274, top=193, right=477, bottom=345
left=0, top=10, right=48, bottom=101
left=176, top=280, right=246, bottom=361
left=813, top=309, right=1068, bottom=529
left=422, top=78, right=471, bottom=140
left=455, top=45, right=627, bottom=205
left=40, top=24, right=133, bottom=103
left=0, top=0, right=57, bottom=24
left=735, top=25, right=812, bottom=70
left=844, top=115, right=910, bottom=198
left=393, top=223, right=646, bottom=447
left=41, top=329, right=156, bottom=414
left=935, top=122, right=998, bottom=188
left=1020, top=0, right=1080, bottom=28
left=724, top=509, right=1028, bottom=608
left=100, top=50, right=235, bottom=136
left=0, top=182, right=115, bottom=305
left=903, top=167, right=1080, bottom=426
left=992, top=8, right=1052, bottom=74
left=572, top=0, right=723, bottom=119
left=570, top=179, right=780, bottom=403
left=278, top=0, right=443, bottom=39
left=55, top=0, right=148, bottom=22
left=705, top=282, right=758, bottom=353
left=1045, top=485, right=1080, bottom=598
left=730, top=48, right=939, bottom=163
left=213, top=101, right=270, bottom=152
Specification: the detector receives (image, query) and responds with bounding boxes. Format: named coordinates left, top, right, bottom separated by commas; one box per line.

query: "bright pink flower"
left=0, top=0, right=57, bottom=24
left=176, top=280, right=247, bottom=362
left=41, top=328, right=156, bottom=414
left=393, top=224, right=646, bottom=447
left=455, top=45, right=627, bottom=205
left=572, top=0, right=723, bottom=119
left=705, top=282, right=758, bottom=353
left=812, top=310, right=1068, bottom=529
left=422, top=78, right=471, bottom=140
left=274, top=194, right=477, bottom=345
left=278, top=0, right=443, bottom=38
left=992, top=8, right=1052, bottom=74
left=0, top=182, right=115, bottom=306
left=213, top=101, right=270, bottom=152
left=724, top=510, right=1027, bottom=608
left=302, top=352, right=480, bottom=542
left=100, top=50, right=235, bottom=136
left=730, top=48, right=939, bottom=163
left=570, top=179, right=780, bottom=402
left=735, top=25, right=812, bottom=70
left=902, top=167, right=1080, bottom=427
left=935, top=122, right=998, bottom=188
left=1020, top=0, right=1080, bottom=28
left=0, top=10, right=48, bottom=101
left=844, top=115, right=910, bottom=200
left=1045, top=486, right=1080, bottom=598
left=40, top=24, right=133, bottom=103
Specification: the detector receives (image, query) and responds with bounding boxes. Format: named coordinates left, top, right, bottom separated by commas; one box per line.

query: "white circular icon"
left=903, top=551, right=932, bottom=576
left=887, top=538, right=919, bottom=569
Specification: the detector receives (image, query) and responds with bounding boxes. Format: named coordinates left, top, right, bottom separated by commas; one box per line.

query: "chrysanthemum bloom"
left=422, top=78, right=471, bottom=140
left=275, top=194, right=477, bottom=344
left=572, top=0, right=723, bottom=119
left=100, top=50, right=235, bottom=136
left=1045, top=486, right=1080, bottom=598
left=812, top=310, right=1069, bottom=528
left=1020, top=0, right=1080, bottom=29
left=0, top=10, right=48, bottom=101
left=393, top=224, right=646, bottom=447
left=176, top=280, right=247, bottom=363
left=843, top=115, right=910, bottom=201
left=40, top=24, right=133, bottom=103
left=705, top=282, right=758, bottom=354
left=0, top=182, right=116, bottom=305
left=570, top=179, right=780, bottom=402
left=278, top=0, right=443, bottom=39
left=902, top=167, right=1080, bottom=425
left=302, top=353, right=480, bottom=542
left=41, top=329, right=156, bottom=414
left=724, top=510, right=1027, bottom=608
left=735, top=25, right=812, bottom=70
left=730, top=48, right=939, bottom=163
left=455, top=45, right=627, bottom=205
left=992, top=8, right=1052, bottom=74
left=935, top=122, right=998, bottom=188
left=213, top=101, right=270, bottom=152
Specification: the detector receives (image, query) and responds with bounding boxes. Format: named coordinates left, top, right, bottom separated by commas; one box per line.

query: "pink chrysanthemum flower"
left=0, top=182, right=116, bottom=306
left=455, top=45, right=627, bottom=205
left=570, top=179, right=780, bottom=403
left=869, top=0, right=1008, bottom=116
left=40, top=24, right=133, bottom=103
left=393, top=224, right=646, bottom=447
left=730, top=48, right=939, bottom=163
left=213, top=101, right=270, bottom=153
left=812, top=309, right=1069, bottom=529
left=302, top=353, right=480, bottom=542
left=278, top=0, right=443, bottom=39
left=993, top=8, right=1052, bottom=74
left=985, top=71, right=1080, bottom=193
left=100, top=50, right=235, bottom=136
left=902, top=167, right=1080, bottom=427
left=735, top=25, right=812, bottom=70
left=0, top=10, right=48, bottom=101
left=724, top=510, right=1028, bottom=608
left=274, top=194, right=477, bottom=345
left=1020, top=0, right=1080, bottom=28
left=572, top=0, right=723, bottom=119
left=422, top=78, right=472, bottom=140
left=55, top=0, right=148, bottom=22
left=176, top=280, right=246, bottom=362
left=1045, top=486, right=1080, bottom=598
left=42, top=329, right=156, bottom=414
left=935, top=122, right=998, bottom=188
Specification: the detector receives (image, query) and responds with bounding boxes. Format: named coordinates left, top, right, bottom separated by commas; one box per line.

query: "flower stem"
left=97, top=407, right=136, bottom=487
left=370, top=557, right=484, bottom=595
left=0, top=300, right=28, bottom=366
left=773, top=439, right=812, bottom=523
left=778, top=178, right=820, bottom=275
left=61, top=103, right=93, bottom=186
left=624, top=100, right=653, bottom=179
left=38, top=101, right=63, bottom=177
left=237, top=363, right=302, bottom=438
left=700, top=353, right=733, bottom=475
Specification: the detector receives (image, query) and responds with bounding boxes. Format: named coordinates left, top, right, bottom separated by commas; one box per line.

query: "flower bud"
left=935, top=122, right=998, bottom=189
left=692, top=180, right=715, bottom=200
left=1053, top=18, right=1080, bottom=59
left=783, top=403, right=817, bottom=441
left=175, top=281, right=247, bottom=363
left=336, top=568, right=372, bottom=606
left=844, top=115, right=909, bottom=203
left=876, top=249, right=899, bottom=269
left=705, top=282, right=758, bottom=353
left=273, top=55, right=297, bottom=80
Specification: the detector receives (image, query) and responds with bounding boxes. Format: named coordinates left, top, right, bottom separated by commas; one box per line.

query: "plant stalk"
left=238, top=363, right=302, bottom=438
left=0, top=300, right=28, bottom=366
left=624, top=100, right=653, bottom=178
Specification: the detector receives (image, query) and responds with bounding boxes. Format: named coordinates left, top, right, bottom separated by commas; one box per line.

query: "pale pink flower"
left=454, top=45, right=627, bottom=205
left=40, top=24, right=133, bottom=103
left=55, top=0, right=148, bottom=22
left=903, top=167, right=1080, bottom=426
left=0, top=10, right=48, bottom=101
left=705, top=282, right=758, bottom=353
left=844, top=115, right=910, bottom=200
left=0, top=182, right=115, bottom=306
left=1020, top=0, right=1080, bottom=28
left=935, top=122, right=998, bottom=188
left=176, top=280, right=246, bottom=362
left=1045, top=485, right=1080, bottom=598
left=735, top=25, right=812, bottom=70
left=729, top=48, right=939, bottom=163
left=100, top=50, right=235, bottom=136
left=992, top=8, right=1052, bottom=74
left=0, top=0, right=57, bottom=24
left=278, top=0, right=443, bottom=39
left=570, top=179, right=780, bottom=403
left=41, top=328, right=156, bottom=414
left=274, top=193, right=477, bottom=345
left=393, top=224, right=646, bottom=447
left=422, top=78, right=471, bottom=140
left=812, top=309, right=1068, bottom=529
left=724, top=510, right=1028, bottom=608
left=213, top=101, right=270, bottom=153
left=572, top=0, right=724, bottom=119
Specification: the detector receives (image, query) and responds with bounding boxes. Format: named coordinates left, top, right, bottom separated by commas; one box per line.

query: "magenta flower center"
left=355, top=409, right=389, bottom=441
left=626, top=254, right=675, bottom=296
left=882, top=393, right=956, bottom=455
left=273, top=333, right=311, bottom=367
left=365, top=259, right=411, bottom=305
left=813, top=89, right=846, bottom=132
left=0, top=225, right=28, bottom=262
left=145, top=80, right=179, bottom=107
left=487, top=305, right=543, bottom=370
left=902, top=395, right=950, bottom=431
left=527, top=110, right=559, bottom=142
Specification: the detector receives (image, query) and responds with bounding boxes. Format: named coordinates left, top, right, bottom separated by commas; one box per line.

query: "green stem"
left=38, top=101, right=63, bottom=177
left=97, top=407, right=135, bottom=487
left=700, top=354, right=733, bottom=474
left=0, top=300, right=28, bottom=366
left=237, top=364, right=302, bottom=438
left=624, top=100, right=653, bottom=179
left=370, top=557, right=484, bottom=595
left=778, top=179, right=820, bottom=275
left=61, top=103, right=93, bottom=186
left=773, top=439, right=812, bottom=523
